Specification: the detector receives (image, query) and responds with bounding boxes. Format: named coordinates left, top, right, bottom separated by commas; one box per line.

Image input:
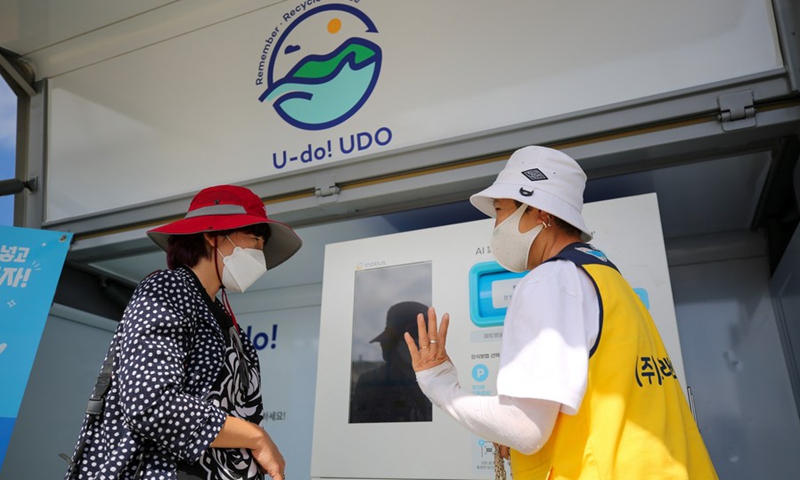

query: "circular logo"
left=472, top=364, right=489, bottom=382
left=259, top=4, right=382, bottom=131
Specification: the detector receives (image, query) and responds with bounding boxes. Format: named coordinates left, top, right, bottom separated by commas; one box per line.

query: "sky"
left=0, top=80, right=16, bottom=226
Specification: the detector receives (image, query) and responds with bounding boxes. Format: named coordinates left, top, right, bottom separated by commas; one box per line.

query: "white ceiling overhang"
left=0, top=0, right=798, bottom=275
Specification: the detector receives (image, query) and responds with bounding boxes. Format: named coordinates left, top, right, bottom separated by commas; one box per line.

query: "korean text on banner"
left=0, top=226, right=72, bottom=470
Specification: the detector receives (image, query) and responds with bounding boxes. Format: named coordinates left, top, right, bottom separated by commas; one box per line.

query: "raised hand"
left=404, top=307, right=451, bottom=372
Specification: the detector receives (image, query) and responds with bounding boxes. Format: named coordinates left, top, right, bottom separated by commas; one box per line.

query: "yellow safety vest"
left=510, top=244, right=718, bottom=480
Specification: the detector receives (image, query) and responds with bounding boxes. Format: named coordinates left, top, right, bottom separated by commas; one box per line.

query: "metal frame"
left=772, top=0, right=800, bottom=92
left=0, top=50, right=43, bottom=229
left=0, top=51, right=35, bottom=97
left=20, top=81, right=47, bottom=229
left=772, top=218, right=800, bottom=422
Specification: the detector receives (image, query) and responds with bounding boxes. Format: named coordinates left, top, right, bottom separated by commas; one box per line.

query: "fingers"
left=403, top=332, right=419, bottom=360
left=425, top=308, right=448, bottom=353
left=492, top=443, right=510, bottom=460
left=417, top=312, right=430, bottom=348
left=255, top=454, right=284, bottom=480
left=252, top=433, right=285, bottom=480
left=404, top=307, right=452, bottom=373
left=263, top=458, right=285, bottom=480
left=438, top=312, right=450, bottom=350
left=419, top=307, right=448, bottom=350
left=268, top=469, right=284, bottom=480
left=499, top=444, right=510, bottom=460
left=426, top=306, right=438, bottom=341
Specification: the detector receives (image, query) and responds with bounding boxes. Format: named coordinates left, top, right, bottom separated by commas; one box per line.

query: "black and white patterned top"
left=65, top=267, right=264, bottom=480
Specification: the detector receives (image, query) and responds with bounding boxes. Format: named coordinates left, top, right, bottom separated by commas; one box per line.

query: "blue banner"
left=0, top=226, right=71, bottom=470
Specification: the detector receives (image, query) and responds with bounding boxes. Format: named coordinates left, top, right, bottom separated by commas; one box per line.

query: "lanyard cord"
left=219, top=285, right=249, bottom=394
left=212, top=245, right=249, bottom=393
left=184, top=264, right=248, bottom=378
left=213, top=244, right=240, bottom=331
left=220, top=287, right=240, bottom=331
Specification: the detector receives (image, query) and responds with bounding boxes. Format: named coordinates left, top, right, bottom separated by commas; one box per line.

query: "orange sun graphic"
left=327, top=17, right=342, bottom=34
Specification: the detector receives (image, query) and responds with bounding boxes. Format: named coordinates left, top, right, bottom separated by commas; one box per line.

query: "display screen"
left=349, top=261, right=433, bottom=423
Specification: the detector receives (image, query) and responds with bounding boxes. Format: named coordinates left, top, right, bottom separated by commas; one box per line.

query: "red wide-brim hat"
left=147, top=185, right=302, bottom=269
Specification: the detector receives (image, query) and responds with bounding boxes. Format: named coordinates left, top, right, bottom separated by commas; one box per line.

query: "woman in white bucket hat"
left=405, top=146, right=717, bottom=479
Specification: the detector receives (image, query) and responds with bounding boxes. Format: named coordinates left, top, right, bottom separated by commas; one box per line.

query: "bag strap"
left=86, top=337, right=116, bottom=415
left=62, top=334, right=118, bottom=474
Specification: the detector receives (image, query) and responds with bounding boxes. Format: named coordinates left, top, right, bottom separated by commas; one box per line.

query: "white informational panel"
left=311, top=193, right=684, bottom=480
left=45, top=0, right=782, bottom=221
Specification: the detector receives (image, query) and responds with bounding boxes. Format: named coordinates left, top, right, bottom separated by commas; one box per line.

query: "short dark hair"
left=551, top=216, right=582, bottom=238
left=166, top=223, right=272, bottom=269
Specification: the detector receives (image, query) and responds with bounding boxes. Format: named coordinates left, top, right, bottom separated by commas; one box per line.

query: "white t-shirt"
left=496, top=259, right=599, bottom=415
left=415, top=259, right=599, bottom=453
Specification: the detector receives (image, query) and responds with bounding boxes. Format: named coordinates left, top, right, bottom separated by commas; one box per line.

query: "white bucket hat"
left=470, top=146, right=593, bottom=241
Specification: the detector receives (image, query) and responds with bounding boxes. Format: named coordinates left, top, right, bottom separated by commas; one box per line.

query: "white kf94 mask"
left=219, top=237, right=267, bottom=293
left=491, top=203, right=543, bottom=273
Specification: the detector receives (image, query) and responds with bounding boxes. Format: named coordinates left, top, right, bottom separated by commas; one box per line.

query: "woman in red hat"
left=64, top=185, right=302, bottom=480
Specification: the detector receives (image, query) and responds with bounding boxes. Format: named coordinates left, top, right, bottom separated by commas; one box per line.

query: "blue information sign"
left=0, top=226, right=72, bottom=469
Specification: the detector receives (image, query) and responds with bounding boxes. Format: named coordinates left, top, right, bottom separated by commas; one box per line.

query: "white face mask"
left=491, top=203, right=543, bottom=273
left=218, top=237, right=267, bottom=293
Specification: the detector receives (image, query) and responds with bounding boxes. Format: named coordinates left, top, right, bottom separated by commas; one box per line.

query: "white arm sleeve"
left=416, top=361, right=559, bottom=455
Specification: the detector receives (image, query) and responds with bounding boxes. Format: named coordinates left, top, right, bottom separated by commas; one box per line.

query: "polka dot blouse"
left=64, top=267, right=265, bottom=480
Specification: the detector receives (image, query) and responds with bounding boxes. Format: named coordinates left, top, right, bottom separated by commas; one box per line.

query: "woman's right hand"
left=252, top=430, right=285, bottom=480
left=404, top=306, right=451, bottom=372
left=211, top=416, right=285, bottom=480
